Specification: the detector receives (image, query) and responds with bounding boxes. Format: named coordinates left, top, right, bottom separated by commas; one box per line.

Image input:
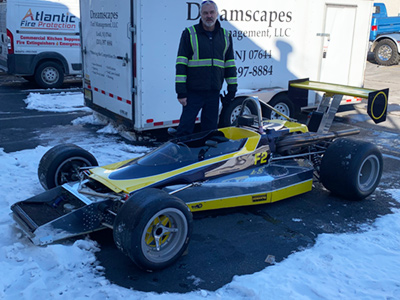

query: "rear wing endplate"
left=288, top=79, right=388, bottom=132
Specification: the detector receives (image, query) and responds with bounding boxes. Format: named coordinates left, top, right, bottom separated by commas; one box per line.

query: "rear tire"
left=38, top=144, right=98, bottom=190
left=320, top=139, right=383, bottom=200
left=373, top=39, right=400, bottom=66
left=35, top=61, right=64, bottom=88
left=113, top=188, right=193, bottom=271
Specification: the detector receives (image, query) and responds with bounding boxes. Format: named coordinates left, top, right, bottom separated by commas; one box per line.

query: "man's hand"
left=220, top=91, right=236, bottom=105
left=178, top=98, right=187, bottom=106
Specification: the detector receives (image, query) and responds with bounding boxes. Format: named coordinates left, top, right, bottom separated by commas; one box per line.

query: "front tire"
left=373, top=39, right=400, bottom=66
left=113, top=188, right=193, bottom=271
left=38, top=144, right=98, bottom=190
left=320, top=139, right=383, bottom=200
left=35, top=61, right=64, bottom=88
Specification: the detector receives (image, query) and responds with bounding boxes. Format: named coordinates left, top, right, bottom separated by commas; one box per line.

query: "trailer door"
left=81, top=0, right=134, bottom=123
left=319, top=4, right=356, bottom=85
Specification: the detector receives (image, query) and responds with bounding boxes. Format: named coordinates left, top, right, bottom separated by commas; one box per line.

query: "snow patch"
left=24, top=92, right=90, bottom=112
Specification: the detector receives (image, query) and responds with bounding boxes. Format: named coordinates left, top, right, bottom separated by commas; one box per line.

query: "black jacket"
left=175, top=20, right=237, bottom=98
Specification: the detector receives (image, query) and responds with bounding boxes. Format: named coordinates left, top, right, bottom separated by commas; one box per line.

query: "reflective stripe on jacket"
left=175, top=20, right=237, bottom=98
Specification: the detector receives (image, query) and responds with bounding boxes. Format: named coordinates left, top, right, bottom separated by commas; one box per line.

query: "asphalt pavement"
left=0, top=74, right=89, bottom=153
left=1, top=60, right=400, bottom=293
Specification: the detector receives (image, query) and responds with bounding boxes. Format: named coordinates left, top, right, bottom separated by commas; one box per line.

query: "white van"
left=0, top=0, right=81, bottom=88
left=80, top=0, right=373, bottom=131
left=0, top=0, right=7, bottom=71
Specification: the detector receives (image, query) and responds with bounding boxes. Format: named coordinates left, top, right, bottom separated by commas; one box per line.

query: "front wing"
left=11, top=160, right=313, bottom=245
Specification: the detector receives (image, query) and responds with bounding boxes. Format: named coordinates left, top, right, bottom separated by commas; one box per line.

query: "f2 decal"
left=254, top=152, right=269, bottom=165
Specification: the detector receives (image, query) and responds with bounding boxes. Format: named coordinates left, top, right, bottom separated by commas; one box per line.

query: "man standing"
left=175, top=0, right=237, bottom=137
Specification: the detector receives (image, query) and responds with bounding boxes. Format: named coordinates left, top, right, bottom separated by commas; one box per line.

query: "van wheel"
left=219, top=97, right=257, bottom=127
left=265, top=93, right=295, bottom=120
left=373, top=39, right=400, bottom=66
left=35, top=61, right=64, bottom=88
left=320, top=139, right=383, bottom=200
left=113, top=188, right=193, bottom=271
left=38, top=144, right=98, bottom=190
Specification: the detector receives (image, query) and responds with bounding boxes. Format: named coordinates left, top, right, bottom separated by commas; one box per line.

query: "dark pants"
left=176, top=90, right=220, bottom=137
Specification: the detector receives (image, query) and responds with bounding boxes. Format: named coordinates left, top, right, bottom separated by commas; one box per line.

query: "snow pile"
left=226, top=204, right=400, bottom=299
left=0, top=92, right=399, bottom=299
left=24, top=92, right=90, bottom=112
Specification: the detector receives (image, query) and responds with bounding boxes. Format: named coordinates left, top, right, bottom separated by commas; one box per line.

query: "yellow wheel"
left=113, top=188, right=192, bottom=270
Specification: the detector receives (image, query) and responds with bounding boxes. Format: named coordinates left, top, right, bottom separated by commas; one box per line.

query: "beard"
left=203, top=18, right=216, bottom=28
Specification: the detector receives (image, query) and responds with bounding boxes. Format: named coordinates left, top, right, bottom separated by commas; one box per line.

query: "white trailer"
left=0, top=0, right=81, bottom=88
left=80, top=0, right=373, bottom=132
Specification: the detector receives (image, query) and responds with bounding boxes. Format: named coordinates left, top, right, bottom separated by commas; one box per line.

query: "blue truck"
left=370, top=3, right=400, bottom=65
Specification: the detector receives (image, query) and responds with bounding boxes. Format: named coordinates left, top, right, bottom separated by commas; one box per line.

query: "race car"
left=10, top=80, right=388, bottom=271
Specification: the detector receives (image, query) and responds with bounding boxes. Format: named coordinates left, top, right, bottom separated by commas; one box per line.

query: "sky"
left=0, top=92, right=399, bottom=300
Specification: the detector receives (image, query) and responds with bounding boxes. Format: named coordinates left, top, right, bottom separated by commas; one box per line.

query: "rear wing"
left=288, top=78, right=388, bottom=132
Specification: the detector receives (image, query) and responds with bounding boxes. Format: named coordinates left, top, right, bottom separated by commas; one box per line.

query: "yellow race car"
left=11, top=80, right=388, bottom=271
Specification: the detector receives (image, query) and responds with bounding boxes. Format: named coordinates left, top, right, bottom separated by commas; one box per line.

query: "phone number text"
left=237, top=65, right=273, bottom=77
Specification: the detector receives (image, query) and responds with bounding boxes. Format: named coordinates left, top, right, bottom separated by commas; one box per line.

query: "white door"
left=81, top=0, right=134, bottom=121
left=319, top=4, right=356, bottom=85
